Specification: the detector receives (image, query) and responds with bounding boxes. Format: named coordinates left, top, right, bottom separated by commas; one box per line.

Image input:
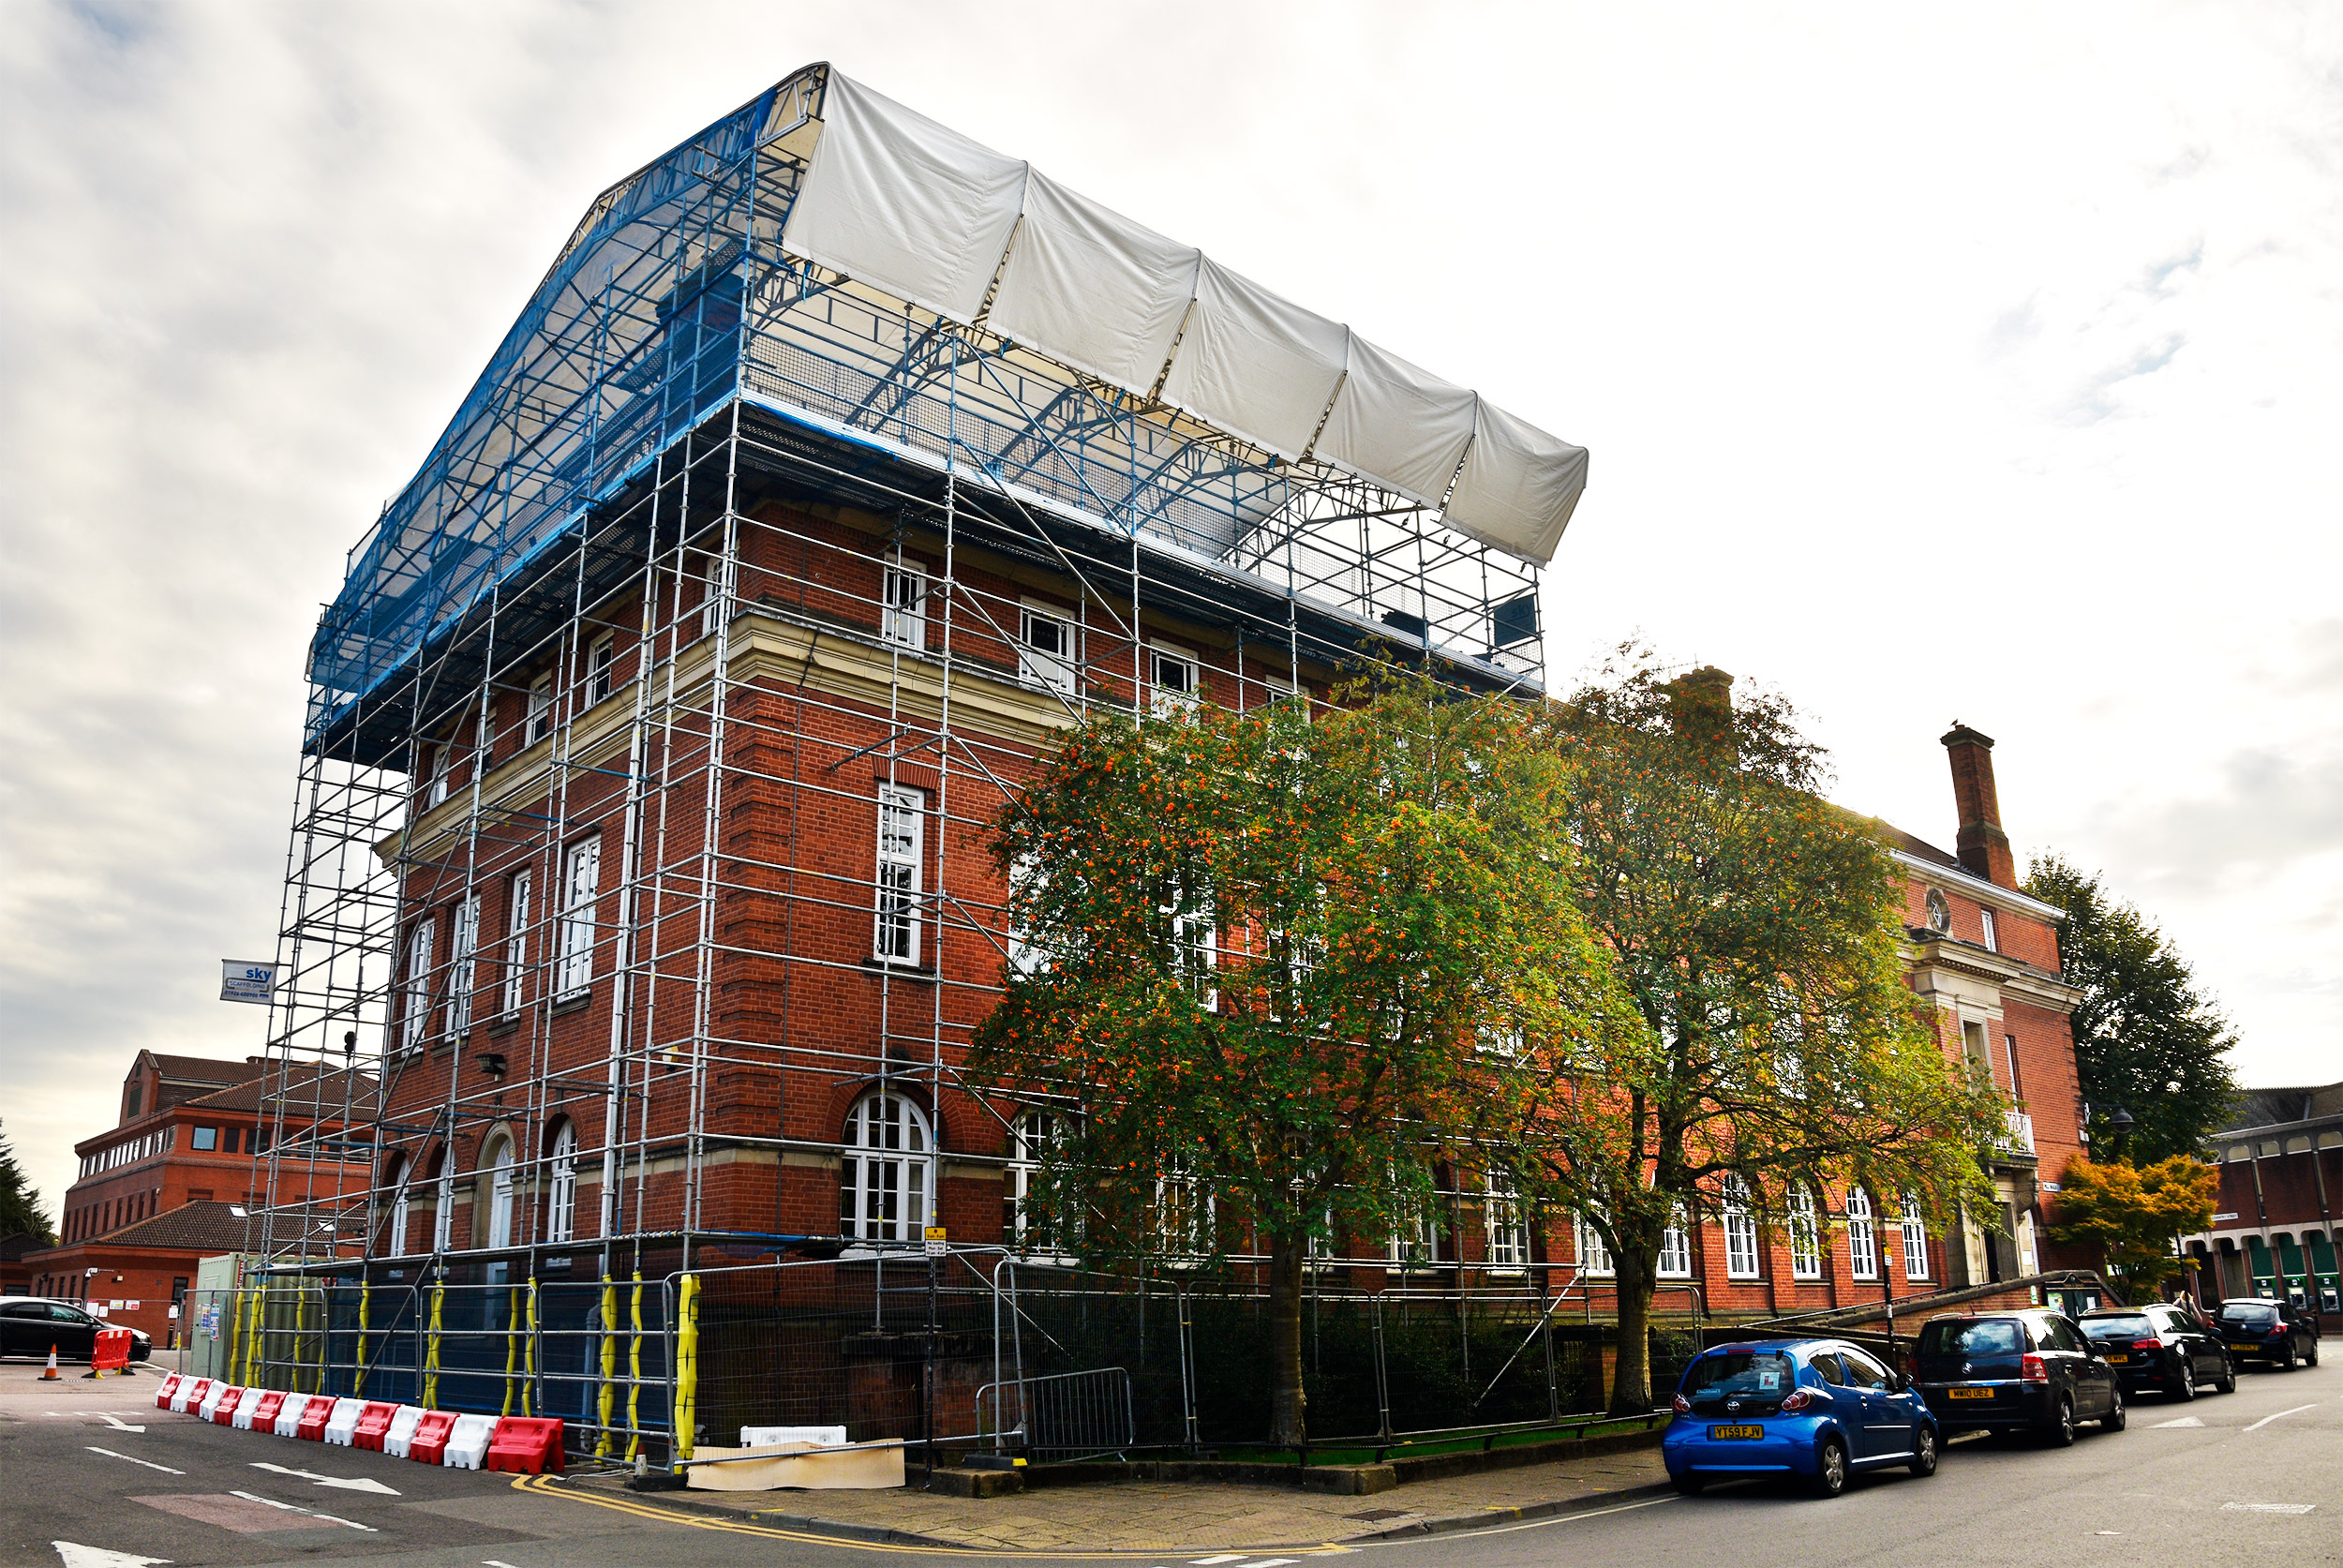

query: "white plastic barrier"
left=197, top=1383, right=236, bottom=1422
left=381, top=1405, right=425, bottom=1460
left=170, top=1378, right=206, bottom=1414
left=321, top=1397, right=366, bottom=1447
left=276, top=1394, right=318, bottom=1438
left=740, top=1426, right=848, bottom=1447
left=441, top=1413, right=499, bottom=1471
left=231, top=1389, right=267, bottom=1430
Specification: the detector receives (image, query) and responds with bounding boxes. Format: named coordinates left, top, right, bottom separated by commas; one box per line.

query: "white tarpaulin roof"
left=781, top=71, right=1587, bottom=564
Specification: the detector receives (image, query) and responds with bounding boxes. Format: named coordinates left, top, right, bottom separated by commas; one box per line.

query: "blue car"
left=1663, top=1338, right=1942, bottom=1498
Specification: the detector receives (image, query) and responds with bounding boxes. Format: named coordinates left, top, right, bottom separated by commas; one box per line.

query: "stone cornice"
left=1903, top=934, right=2084, bottom=1013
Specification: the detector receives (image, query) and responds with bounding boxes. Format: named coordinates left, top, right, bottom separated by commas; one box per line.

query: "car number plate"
left=1948, top=1386, right=1994, bottom=1399
left=2231, top=1343, right=2258, bottom=1353
left=2104, top=1354, right=2128, bottom=1364
left=1709, top=1425, right=1765, bottom=1440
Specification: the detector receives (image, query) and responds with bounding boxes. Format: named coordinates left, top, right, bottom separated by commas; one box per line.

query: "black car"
left=2213, top=1298, right=2322, bottom=1370
left=1911, top=1309, right=2124, bottom=1446
left=2078, top=1304, right=2236, bottom=1399
left=0, top=1296, right=153, bottom=1363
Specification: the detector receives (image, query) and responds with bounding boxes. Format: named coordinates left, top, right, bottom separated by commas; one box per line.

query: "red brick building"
left=2180, top=1082, right=2342, bottom=1324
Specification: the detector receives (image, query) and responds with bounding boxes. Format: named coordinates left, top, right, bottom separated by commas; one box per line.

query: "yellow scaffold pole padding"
left=292, top=1280, right=311, bottom=1395
left=673, top=1274, right=701, bottom=1464
left=355, top=1280, right=372, bottom=1398
left=425, top=1283, right=444, bottom=1410
left=523, top=1277, right=538, bottom=1419
left=238, top=1287, right=260, bottom=1387
left=595, top=1274, right=618, bottom=1458
left=501, top=1287, right=521, bottom=1416
left=625, top=1272, right=644, bottom=1463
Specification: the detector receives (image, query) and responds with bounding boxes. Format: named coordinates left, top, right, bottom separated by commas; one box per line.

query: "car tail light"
left=1904, top=1353, right=1920, bottom=1379
left=2132, top=1338, right=2159, bottom=1351
left=1779, top=1388, right=1815, bottom=1412
left=2021, top=1353, right=2048, bottom=1384
left=1672, top=1394, right=1691, bottom=1414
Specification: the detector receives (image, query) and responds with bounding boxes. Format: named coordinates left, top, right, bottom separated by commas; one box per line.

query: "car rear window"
left=1919, top=1319, right=2022, bottom=1355
left=2217, top=1303, right=2278, bottom=1325
left=2082, top=1314, right=2152, bottom=1340
left=1681, top=1351, right=1798, bottom=1397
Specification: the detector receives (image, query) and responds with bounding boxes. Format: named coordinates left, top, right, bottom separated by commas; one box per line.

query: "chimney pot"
left=1941, top=722, right=2016, bottom=888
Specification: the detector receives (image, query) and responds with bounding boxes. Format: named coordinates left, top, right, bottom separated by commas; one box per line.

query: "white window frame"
left=1848, top=1187, right=1879, bottom=1281
left=557, top=837, right=601, bottom=998
left=1789, top=1185, right=1823, bottom=1279
left=1980, top=906, right=1999, bottom=951
left=1153, top=1155, right=1216, bottom=1266
left=1723, top=1174, right=1761, bottom=1279
left=431, top=1159, right=455, bottom=1253
left=1485, top=1170, right=1529, bottom=1272
left=545, top=1122, right=577, bottom=1245
left=881, top=559, right=927, bottom=651
left=1004, top=1109, right=1073, bottom=1259
left=525, top=673, right=554, bottom=747
left=585, top=632, right=617, bottom=706
left=1657, top=1205, right=1694, bottom=1278
left=484, top=1137, right=516, bottom=1251
left=1901, top=1191, right=1931, bottom=1281
left=1575, top=1210, right=1615, bottom=1277
left=698, top=550, right=732, bottom=640
left=1017, top=602, right=1081, bottom=694
left=874, top=785, right=925, bottom=965
left=447, top=894, right=480, bottom=1036
left=425, top=742, right=452, bottom=809
left=840, top=1092, right=932, bottom=1246
left=502, top=869, right=531, bottom=1016
left=400, top=916, right=436, bottom=1053
left=1148, top=642, right=1201, bottom=717
left=386, top=1157, right=410, bottom=1256
left=1004, top=850, right=1047, bottom=978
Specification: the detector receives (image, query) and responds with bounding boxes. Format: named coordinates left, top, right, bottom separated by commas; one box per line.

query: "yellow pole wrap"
left=595, top=1274, right=617, bottom=1458
left=291, top=1281, right=309, bottom=1394
left=674, top=1274, right=701, bottom=1463
left=500, top=1287, right=520, bottom=1416
left=355, top=1281, right=372, bottom=1397
left=524, top=1277, right=538, bottom=1419
left=625, top=1272, right=643, bottom=1462
left=425, top=1284, right=444, bottom=1410
left=238, top=1287, right=259, bottom=1386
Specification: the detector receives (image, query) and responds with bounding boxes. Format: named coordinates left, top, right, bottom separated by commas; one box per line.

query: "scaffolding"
left=247, top=65, right=1563, bottom=1448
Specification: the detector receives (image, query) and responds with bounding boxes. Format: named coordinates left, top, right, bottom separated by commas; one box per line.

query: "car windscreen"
left=1680, top=1351, right=1798, bottom=1397
left=1919, top=1319, right=2022, bottom=1356
left=2081, top=1314, right=2153, bottom=1340
left=2216, top=1303, right=2278, bottom=1325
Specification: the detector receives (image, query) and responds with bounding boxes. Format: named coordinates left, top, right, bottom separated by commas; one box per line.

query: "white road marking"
left=2153, top=1415, right=2204, bottom=1427
left=97, top=1415, right=145, bottom=1434
left=484, top=1561, right=523, bottom=1567
left=2223, top=1502, right=2316, bottom=1515
left=83, top=1447, right=184, bottom=1475
left=248, top=1461, right=400, bottom=1495
left=2243, top=1402, right=2320, bottom=1432
left=1446, top=1494, right=1679, bottom=1539
left=1190, top=1559, right=1248, bottom=1565
left=1231, top=1561, right=1299, bottom=1567
left=227, top=1491, right=376, bottom=1531
left=52, top=1544, right=172, bottom=1567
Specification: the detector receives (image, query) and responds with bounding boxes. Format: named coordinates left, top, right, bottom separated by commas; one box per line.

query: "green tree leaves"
left=0, top=1120, right=56, bottom=1245
left=2044, top=1156, right=2218, bottom=1292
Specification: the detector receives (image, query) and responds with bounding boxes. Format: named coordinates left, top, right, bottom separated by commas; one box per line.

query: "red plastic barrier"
left=408, top=1410, right=458, bottom=1465
left=248, top=1389, right=288, bottom=1429
left=351, top=1401, right=397, bottom=1452
left=178, top=1377, right=214, bottom=1415
left=294, top=1396, right=335, bottom=1441
left=212, top=1386, right=246, bottom=1426
left=154, top=1373, right=183, bottom=1410
left=91, top=1328, right=134, bottom=1376
left=483, top=1416, right=566, bottom=1475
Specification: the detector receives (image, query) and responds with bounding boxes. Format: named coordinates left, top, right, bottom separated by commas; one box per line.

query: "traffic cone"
left=39, top=1344, right=60, bottom=1381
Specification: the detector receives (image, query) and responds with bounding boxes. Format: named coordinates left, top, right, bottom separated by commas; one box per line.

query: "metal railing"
left=978, top=1366, right=1135, bottom=1462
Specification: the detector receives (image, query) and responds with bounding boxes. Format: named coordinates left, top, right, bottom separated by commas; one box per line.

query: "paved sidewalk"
left=572, top=1448, right=1672, bottom=1553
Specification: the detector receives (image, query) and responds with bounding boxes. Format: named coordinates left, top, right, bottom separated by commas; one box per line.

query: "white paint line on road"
left=2153, top=1415, right=2204, bottom=1427
left=248, top=1460, right=400, bottom=1495
left=2243, top=1403, right=2320, bottom=1432
left=483, top=1561, right=523, bottom=1567
left=1449, top=1494, right=1680, bottom=1539
left=1189, top=1559, right=1248, bottom=1565
left=227, top=1491, right=377, bottom=1531
left=52, top=1544, right=172, bottom=1567
left=2223, top=1502, right=2316, bottom=1515
left=1231, top=1561, right=1299, bottom=1567
left=97, top=1415, right=145, bottom=1434
left=83, top=1447, right=184, bottom=1475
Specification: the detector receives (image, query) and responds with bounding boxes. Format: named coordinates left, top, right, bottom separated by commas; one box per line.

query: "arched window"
left=431, top=1151, right=455, bottom=1253
left=1900, top=1191, right=1930, bottom=1281
left=1722, top=1174, right=1761, bottom=1279
left=1004, top=1109, right=1070, bottom=1256
left=1789, top=1185, right=1822, bottom=1279
left=483, top=1136, right=516, bottom=1250
left=1847, top=1187, right=1879, bottom=1281
left=840, top=1092, right=932, bottom=1244
left=384, top=1155, right=411, bottom=1256
left=545, top=1122, right=577, bottom=1246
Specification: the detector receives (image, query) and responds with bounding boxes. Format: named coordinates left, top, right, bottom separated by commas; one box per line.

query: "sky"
left=3, top=1, right=2338, bottom=1218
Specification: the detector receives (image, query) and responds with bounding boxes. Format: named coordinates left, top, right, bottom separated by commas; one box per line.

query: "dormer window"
left=1925, top=888, right=1951, bottom=933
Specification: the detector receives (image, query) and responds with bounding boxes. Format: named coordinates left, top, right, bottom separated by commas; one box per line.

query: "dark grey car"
left=2079, top=1304, right=2235, bottom=1398
left=1913, top=1310, right=2124, bottom=1445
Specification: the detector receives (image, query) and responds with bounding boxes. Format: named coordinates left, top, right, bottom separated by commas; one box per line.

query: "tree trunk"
left=1608, top=1247, right=1657, bottom=1415
left=1267, top=1233, right=1308, bottom=1449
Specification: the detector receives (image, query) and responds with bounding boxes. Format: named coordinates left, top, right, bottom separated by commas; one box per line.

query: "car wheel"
left=2043, top=1395, right=2076, bottom=1447
left=2276, top=1346, right=2294, bottom=1372
left=2216, top=1359, right=2238, bottom=1395
left=2102, top=1387, right=2126, bottom=1432
left=1674, top=1473, right=1706, bottom=1496
left=2306, top=1340, right=2320, bottom=1368
left=2176, top=1361, right=2197, bottom=1400
left=1811, top=1436, right=1848, bottom=1499
left=1909, top=1425, right=1939, bottom=1477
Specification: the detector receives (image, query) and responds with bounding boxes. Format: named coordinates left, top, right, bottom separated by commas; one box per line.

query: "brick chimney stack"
left=1667, top=666, right=1735, bottom=757
left=1941, top=722, right=2016, bottom=888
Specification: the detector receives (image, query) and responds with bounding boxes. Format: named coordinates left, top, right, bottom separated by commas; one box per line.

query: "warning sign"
left=923, top=1225, right=948, bottom=1257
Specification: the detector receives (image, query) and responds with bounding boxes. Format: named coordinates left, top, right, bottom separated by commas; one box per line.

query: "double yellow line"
left=507, top=1472, right=1348, bottom=1558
